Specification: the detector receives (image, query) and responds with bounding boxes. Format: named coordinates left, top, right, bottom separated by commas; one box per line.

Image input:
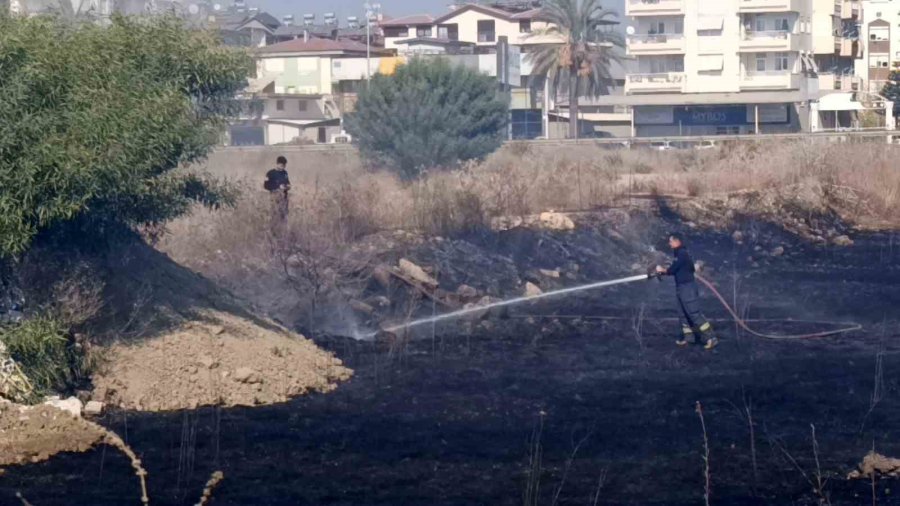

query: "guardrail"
left=220, top=130, right=899, bottom=152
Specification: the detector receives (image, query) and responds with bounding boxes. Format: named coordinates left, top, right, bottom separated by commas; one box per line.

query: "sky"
left=252, top=0, right=626, bottom=23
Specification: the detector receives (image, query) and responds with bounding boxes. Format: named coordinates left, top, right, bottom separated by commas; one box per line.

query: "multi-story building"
left=230, top=37, right=398, bottom=145
left=856, top=0, right=899, bottom=93
left=623, top=0, right=871, bottom=135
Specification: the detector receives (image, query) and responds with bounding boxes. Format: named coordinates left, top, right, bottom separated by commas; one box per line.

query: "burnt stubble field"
left=2, top=222, right=899, bottom=505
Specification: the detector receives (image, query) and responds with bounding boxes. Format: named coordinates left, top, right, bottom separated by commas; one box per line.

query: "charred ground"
left=2, top=206, right=899, bottom=505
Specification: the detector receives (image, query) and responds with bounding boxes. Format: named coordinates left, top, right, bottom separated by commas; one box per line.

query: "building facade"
left=623, top=0, right=869, bottom=136
left=856, top=0, right=899, bottom=93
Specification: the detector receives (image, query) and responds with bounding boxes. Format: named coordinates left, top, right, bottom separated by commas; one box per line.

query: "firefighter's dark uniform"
left=264, top=168, right=291, bottom=225
left=665, top=246, right=716, bottom=344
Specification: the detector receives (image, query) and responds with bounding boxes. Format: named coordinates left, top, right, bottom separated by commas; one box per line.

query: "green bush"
left=0, top=14, right=251, bottom=256
left=882, top=71, right=900, bottom=117
left=0, top=315, right=87, bottom=400
left=344, top=58, right=509, bottom=179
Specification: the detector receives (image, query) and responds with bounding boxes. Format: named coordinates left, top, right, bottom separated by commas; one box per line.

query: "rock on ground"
left=42, top=396, right=82, bottom=418
left=398, top=258, right=439, bottom=288
left=524, top=282, right=543, bottom=297
left=538, top=212, right=576, bottom=231
left=848, top=452, right=900, bottom=479
left=833, top=235, right=854, bottom=247
left=91, top=311, right=351, bottom=412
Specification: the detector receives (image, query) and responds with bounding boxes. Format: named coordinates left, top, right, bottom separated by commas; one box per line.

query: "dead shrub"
left=685, top=177, right=705, bottom=197
left=631, top=162, right=654, bottom=175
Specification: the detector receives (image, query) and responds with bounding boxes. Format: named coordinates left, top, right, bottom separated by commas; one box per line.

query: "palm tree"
left=526, top=0, right=625, bottom=139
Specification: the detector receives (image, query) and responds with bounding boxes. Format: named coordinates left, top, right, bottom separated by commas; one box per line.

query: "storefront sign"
left=674, top=106, right=747, bottom=126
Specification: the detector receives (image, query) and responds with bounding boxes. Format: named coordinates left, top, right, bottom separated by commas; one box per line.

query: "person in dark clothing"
left=656, top=233, right=719, bottom=350
left=264, top=156, right=291, bottom=226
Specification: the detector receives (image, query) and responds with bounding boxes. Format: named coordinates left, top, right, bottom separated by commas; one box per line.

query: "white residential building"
left=856, top=0, right=899, bottom=93
left=623, top=0, right=869, bottom=135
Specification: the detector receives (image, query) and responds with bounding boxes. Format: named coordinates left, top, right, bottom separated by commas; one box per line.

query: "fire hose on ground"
left=374, top=271, right=862, bottom=341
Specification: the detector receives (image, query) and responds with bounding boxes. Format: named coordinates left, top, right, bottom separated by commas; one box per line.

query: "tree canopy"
left=882, top=71, right=900, bottom=117
left=0, top=14, right=252, bottom=256
left=526, top=0, right=624, bottom=138
left=344, top=58, right=509, bottom=179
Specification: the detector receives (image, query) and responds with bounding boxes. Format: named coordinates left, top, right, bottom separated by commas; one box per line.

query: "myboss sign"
left=634, top=105, right=790, bottom=125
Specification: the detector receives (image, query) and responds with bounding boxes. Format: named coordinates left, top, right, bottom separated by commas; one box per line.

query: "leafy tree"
left=0, top=14, right=252, bottom=256
left=344, top=58, right=508, bottom=179
left=527, top=0, right=625, bottom=139
left=882, top=71, right=900, bottom=117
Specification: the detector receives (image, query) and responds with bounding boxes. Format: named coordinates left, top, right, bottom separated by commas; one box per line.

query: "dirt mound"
left=92, top=311, right=350, bottom=411
left=0, top=400, right=106, bottom=467
left=15, top=237, right=352, bottom=412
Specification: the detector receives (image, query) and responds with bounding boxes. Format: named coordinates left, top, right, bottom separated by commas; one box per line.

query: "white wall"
left=627, top=0, right=821, bottom=95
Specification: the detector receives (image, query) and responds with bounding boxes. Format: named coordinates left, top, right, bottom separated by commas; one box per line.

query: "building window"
left=776, top=18, right=789, bottom=31
left=384, top=27, right=409, bottom=38
left=755, top=17, right=766, bottom=32
left=775, top=53, right=789, bottom=71
left=511, top=109, right=542, bottom=139
left=869, top=55, right=889, bottom=68
left=298, top=100, right=308, bottom=111
left=869, top=27, right=889, bottom=41
left=519, top=20, right=532, bottom=33
left=755, top=54, right=767, bottom=72
left=648, top=56, right=684, bottom=74
left=477, top=20, right=496, bottom=42
left=438, top=24, right=459, bottom=40
left=650, top=21, right=665, bottom=34
left=416, top=25, right=431, bottom=37
left=276, top=99, right=284, bottom=111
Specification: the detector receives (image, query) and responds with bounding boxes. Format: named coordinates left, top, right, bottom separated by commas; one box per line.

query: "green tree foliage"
left=527, top=0, right=624, bottom=139
left=882, top=71, right=900, bottom=117
left=344, top=58, right=508, bottom=179
left=0, top=14, right=252, bottom=256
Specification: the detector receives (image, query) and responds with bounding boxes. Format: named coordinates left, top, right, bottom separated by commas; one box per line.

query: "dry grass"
left=160, top=140, right=900, bottom=318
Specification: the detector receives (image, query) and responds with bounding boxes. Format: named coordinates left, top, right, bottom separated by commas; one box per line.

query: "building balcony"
left=818, top=73, right=861, bottom=92
left=841, top=0, right=861, bottom=20
left=737, top=0, right=804, bottom=13
left=738, top=30, right=801, bottom=51
left=625, top=72, right=686, bottom=94
left=625, top=0, right=685, bottom=17
left=740, top=71, right=801, bottom=90
left=840, top=38, right=861, bottom=58
left=626, top=33, right=685, bottom=55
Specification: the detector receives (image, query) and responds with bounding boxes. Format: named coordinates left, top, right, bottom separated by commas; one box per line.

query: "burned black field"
left=3, top=216, right=900, bottom=505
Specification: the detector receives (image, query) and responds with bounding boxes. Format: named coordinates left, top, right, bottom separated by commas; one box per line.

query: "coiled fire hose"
left=695, top=274, right=862, bottom=340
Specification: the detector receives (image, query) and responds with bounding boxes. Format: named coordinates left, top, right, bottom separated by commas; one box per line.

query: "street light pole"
left=364, top=2, right=380, bottom=83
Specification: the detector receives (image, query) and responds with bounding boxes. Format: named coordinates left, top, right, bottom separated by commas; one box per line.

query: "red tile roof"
left=258, top=37, right=386, bottom=55
left=379, top=14, right=435, bottom=27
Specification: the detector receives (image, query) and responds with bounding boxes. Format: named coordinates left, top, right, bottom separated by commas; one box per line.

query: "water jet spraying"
left=364, top=274, right=652, bottom=340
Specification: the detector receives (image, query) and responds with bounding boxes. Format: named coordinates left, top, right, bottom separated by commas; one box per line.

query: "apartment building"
left=855, top=0, right=899, bottom=93
left=624, top=0, right=867, bottom=136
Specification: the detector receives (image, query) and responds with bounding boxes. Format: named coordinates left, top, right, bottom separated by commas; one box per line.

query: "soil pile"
left=0, top=400, right=106, bottom=467
left=92, top=312, right=350, bottom=411
left=38, top=239, right=353, bottom=412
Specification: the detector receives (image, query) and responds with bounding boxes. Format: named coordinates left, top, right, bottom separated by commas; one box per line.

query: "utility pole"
left=364, top=2, right=380, bottom=83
